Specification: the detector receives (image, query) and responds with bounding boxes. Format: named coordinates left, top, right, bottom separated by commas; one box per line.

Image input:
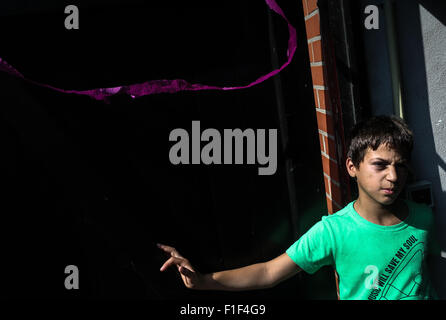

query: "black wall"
left=0, top=0, right=335, bottom=300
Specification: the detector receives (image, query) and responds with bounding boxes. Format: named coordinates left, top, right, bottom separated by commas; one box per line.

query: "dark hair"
left=347, top=115, right=413, bottom=168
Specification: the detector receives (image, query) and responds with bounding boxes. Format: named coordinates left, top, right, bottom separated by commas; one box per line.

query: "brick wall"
left=302, top=0, right=345, bottom=215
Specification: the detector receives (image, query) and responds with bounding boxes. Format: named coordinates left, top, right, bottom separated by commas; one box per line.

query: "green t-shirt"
left=286, top=200, right=438, bottom=300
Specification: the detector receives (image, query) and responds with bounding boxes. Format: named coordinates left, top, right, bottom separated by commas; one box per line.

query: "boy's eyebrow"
left=370, top=157, right=407, bottom=164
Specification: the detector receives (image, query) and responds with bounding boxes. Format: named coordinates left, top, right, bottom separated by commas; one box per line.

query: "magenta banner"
left=0, top=0, right=296, bottom=102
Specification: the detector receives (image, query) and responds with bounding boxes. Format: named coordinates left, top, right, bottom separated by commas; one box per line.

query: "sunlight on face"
left=349, top=144, right=409, bottom=206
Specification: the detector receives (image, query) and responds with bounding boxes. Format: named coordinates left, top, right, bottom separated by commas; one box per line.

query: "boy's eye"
left=373, top=162, right=387, bottom=169
left=372, top=162, right=408, bottom=171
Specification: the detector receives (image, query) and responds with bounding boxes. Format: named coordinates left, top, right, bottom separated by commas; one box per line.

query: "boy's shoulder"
left=324, top=201, right=355, bottom=218
left=405, top=199, right=433, bottom=214
left=405, top=199, right=435, bottom=229
left=319, top=199, right=435, bottom=230
left=319, top=201, right=357, bottom=226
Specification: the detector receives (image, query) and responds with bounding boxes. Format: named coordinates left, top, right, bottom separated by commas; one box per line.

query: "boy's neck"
left=354, top=197, right=408, bottom=226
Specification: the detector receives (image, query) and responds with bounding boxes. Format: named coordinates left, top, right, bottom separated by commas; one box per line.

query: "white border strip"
left=310, top=61, right=324, bottom=67
left=304, top=8, right=319, bottom=21
left=321, top=151, right=338, bottom=164
left=316, top=107, right=332, bottom=116
left=324, top=173, right=340, bottom=187
left=318, top=129, right=335, bottom=141
left=307, top=35, right=321, bottom=44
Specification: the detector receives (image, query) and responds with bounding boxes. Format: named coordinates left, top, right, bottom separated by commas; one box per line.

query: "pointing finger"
left=160, top=256, right=183, bottom=272
left=157, top=243, right=173, bottom=252
left=157, top=243, right=183, bottom=258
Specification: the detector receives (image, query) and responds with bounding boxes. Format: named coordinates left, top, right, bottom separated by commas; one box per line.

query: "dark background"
left=0, top=0, right=336, bottom=300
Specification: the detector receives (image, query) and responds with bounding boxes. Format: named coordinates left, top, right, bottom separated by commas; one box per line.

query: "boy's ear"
left=346, top=157, right=358, bottom=178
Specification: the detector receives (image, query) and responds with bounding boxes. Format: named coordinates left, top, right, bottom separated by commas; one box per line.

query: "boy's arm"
left=205, top=253, right=301, bottom=291
left=158, top=244, right=301, bottom=291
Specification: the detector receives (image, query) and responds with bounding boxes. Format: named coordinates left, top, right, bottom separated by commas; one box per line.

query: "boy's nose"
left=386, top=165, right=398, bottom=182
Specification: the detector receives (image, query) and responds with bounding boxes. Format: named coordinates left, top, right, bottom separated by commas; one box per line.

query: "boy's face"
left=346, top=144, right=409, bottom=206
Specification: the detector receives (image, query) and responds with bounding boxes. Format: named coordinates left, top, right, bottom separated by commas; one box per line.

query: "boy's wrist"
left=196, top=272, right=215, bottom=291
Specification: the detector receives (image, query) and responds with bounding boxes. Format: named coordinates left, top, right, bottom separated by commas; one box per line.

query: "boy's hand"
left=158, top=243, right=203, bottom=289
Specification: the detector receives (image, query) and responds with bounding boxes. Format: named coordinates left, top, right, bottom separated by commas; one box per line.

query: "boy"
left=159, top=115, right=438, bottom=300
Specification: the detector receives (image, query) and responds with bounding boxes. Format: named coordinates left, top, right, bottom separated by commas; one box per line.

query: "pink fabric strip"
left=0, top=0, right=296, bottom=102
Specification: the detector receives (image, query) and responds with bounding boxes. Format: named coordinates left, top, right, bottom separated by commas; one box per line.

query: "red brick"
left=316, top=88, right=330, bottom=111
left=312, top=39, right=322, bottom=62
left=310, top=65, right=325, bottom=86
left=324, top=135, right=337, bottom=158
left=326, top=196, right=333, bottom=215
left=323, top=173, right=331, bottom=197
left=312, top=88, right=319, bottom=107
left=308, top=43, right=314, bottom=62
left=305, top=13, right=320, bottom=40
left=331, top=183, right=343, bottom=209
left=302, top=0, right=309, bottom=16
left=307, top=0, right=318, bottom=14
left=321, top=154, right=340, bottom=183
left=316, top=110, right=334, bottom=134
left=319, top=132, right=325, bottom=153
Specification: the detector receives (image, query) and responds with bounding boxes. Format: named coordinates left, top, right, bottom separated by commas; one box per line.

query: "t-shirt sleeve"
left=286, top=219, right=335, bottom=274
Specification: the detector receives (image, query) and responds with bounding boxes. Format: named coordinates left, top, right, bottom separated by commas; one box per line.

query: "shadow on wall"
left=417, top=0, right=446, bottom=26
left=394, top=0, right=446, bottom=298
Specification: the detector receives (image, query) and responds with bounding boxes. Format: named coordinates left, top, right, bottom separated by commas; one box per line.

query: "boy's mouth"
left=381, top=188, right=395, bottom=195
